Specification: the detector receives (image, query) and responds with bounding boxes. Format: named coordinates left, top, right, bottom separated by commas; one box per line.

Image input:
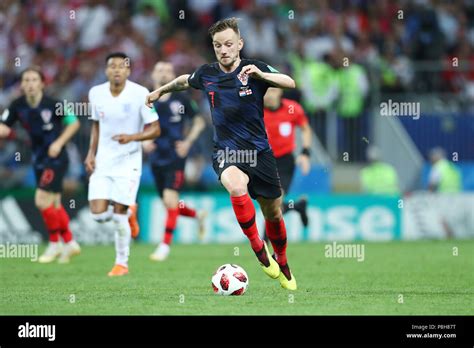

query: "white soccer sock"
left=112, top=213, right=131, bottom=267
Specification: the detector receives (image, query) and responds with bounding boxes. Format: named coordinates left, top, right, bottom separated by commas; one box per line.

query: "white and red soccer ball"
left=211, top=264, right=249, bottom=296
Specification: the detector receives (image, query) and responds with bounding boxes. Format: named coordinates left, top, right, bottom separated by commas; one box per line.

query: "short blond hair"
left=208, top=17, right=240, bottom=39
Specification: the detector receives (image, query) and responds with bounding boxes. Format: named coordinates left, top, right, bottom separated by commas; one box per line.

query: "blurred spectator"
left=238, top=5, right=278, bottom=61
left=0, top=0, right=473, bottom=189
left=360, top=146, right=399, bottom=195
left=428, top=147, right=462, bottom=193
left=288, top=41, right=338, bottom=147
left=76, top=0, right=113, bottom=51
left=331, top=48, right=369, bottom=162
left=131, top=4, right=161, bottom=46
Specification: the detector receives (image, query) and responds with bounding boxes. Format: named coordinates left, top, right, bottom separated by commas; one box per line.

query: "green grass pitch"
left=1, top=240, right=473, bottom=315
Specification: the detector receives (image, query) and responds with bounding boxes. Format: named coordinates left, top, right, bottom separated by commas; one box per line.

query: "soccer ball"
left=211, top=264, right=249, bottom=296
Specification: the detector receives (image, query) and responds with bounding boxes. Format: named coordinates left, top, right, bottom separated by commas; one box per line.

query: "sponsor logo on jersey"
left=239, top=87, right=253, bottom=97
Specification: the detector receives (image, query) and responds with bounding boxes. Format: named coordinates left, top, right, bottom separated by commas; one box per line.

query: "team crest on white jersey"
left=122, top=103, right=131, bottom=113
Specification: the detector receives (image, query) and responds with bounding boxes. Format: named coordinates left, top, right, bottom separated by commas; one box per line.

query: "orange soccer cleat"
left=128, top=204, right=140, bottom=239
left=107, top=264, right=129, bottom=277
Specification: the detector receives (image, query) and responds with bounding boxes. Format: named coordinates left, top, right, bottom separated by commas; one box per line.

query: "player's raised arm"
left=146, top=74, right=191, bottom=107
left=241, top=64, right=296, bottom=89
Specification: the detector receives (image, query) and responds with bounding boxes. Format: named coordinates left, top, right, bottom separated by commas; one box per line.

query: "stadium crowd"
left=1, top=0, right=473, bottom=189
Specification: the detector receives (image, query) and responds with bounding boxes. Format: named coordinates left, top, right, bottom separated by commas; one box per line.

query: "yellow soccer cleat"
left=256, top=241, right=280, bottom=279
left=278, top=264, right=297, bottom=291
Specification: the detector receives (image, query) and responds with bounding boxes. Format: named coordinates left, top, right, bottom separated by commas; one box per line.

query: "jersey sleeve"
left=88, top=88, right=99, bottom=121
left=58, top=99, right=79, bottom=125
left=292, top=101, right=309, bottom=127
left=253, top=60, right=280, bottom=74
left=188, top=65, right=205, bottom=90
left=251, top=60, right=280, bottom=90
left=1, top=102, right=19, bottom=127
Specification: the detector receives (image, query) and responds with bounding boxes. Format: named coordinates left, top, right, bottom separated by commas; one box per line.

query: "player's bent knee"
left=227, top=186, right=248, bottom=197
left=112, top=213, right=128, bottom=224
left=34, top=196, right=53, bottom=210
left=163, top=193, right=179, bottom=209
left=91, top=210, right=113, bottom=223
left=262, top=206, right=282, bottom=221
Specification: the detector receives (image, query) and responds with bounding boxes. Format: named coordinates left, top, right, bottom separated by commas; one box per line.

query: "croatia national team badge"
left=237, top=71, right=248, bottom=86
left=40, top=109, right=52, bottom=123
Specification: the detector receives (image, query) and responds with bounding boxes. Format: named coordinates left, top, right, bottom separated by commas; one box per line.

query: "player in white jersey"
left=85, top=52, right=160, bottom=276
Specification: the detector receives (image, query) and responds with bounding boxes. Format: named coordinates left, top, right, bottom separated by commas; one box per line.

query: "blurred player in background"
left=0, top=66, right=81, bottom=263
left=85, top=53, right=160, bottom=276
left=146, top=18, right=297, bottom=290
left=263, top=87, right=311, bottom=233
left=144, top=61, right=207, bottom=261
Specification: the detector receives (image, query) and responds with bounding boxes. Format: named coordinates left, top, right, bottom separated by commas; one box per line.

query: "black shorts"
left=212, top=148, right=282, bottom=200
left=34, top=159, right=68, bottom=193
left=275, top=153, right=295, bottom=193
left=151, top=160, right=186, bottom=197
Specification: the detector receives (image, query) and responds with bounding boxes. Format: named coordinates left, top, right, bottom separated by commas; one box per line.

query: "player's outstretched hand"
left=241, top=64, right=264, bottom=79
left=84, top=153, right=95, bottom=175
left=112, top=134, right=133, bottom=144
left=0, top=123, right=11, bottom=138
left=296, top=154, right=311, bottom=175
left=175, top=140, right=191, bottom=158
left=48, top=140, right=63, bottom=158
left=146, top=89, right=163, bottom=108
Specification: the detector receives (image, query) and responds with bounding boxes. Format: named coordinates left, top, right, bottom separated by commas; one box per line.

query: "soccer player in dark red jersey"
left=146, top=18, right=297, bottom=290
left=263, top=87, right=312, bottom=230
left=0, top=67, right=81, bottom=263
left=144, top=61, right=207, bottom=261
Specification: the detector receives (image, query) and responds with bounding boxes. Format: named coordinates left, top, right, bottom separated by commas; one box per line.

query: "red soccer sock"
left=230, top=194, right=263, bottom=252
left=57, top=205, right=73, bottom=243
left=163, top=208, right=179, bottom=245
left=265, top=218, right=288, bottom=266
left=178, top=205, right=196, bottom=218
left=41, top=205, right=61, bottom=243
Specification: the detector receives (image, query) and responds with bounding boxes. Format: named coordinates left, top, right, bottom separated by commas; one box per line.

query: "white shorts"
left=88, top=174, right=140, bottom=206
